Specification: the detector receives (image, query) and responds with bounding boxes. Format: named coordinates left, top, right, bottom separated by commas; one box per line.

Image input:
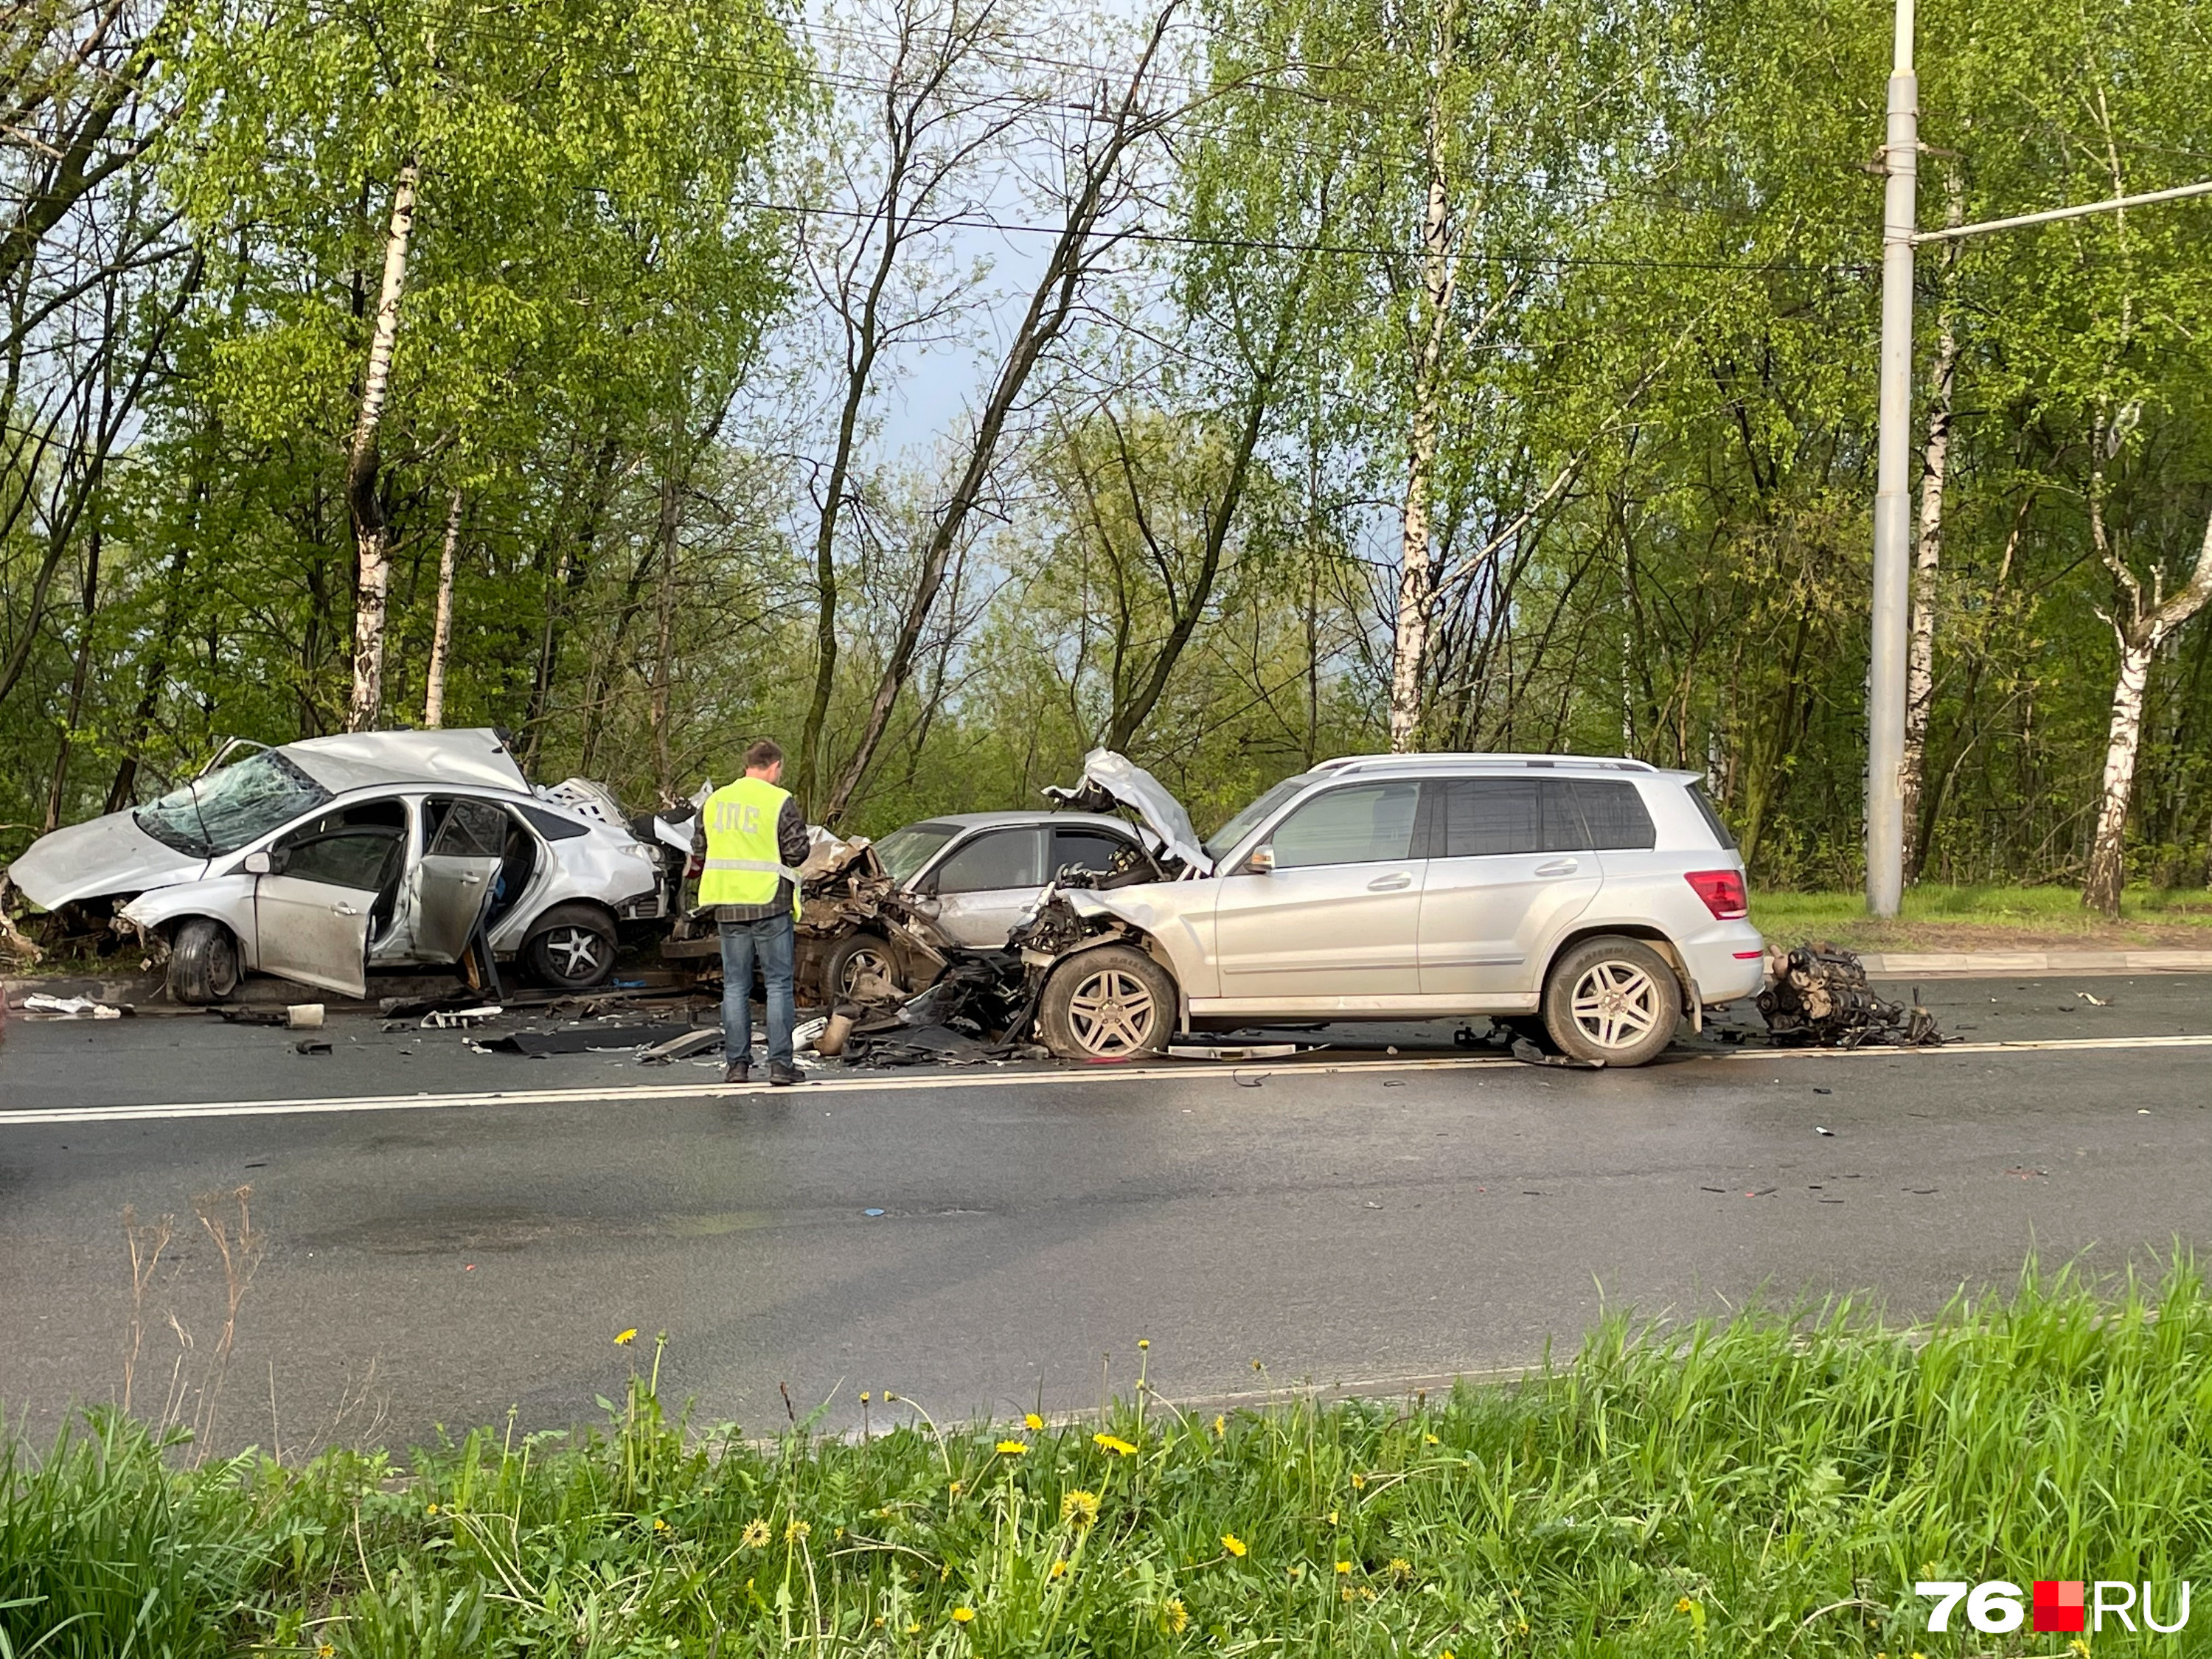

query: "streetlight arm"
left=1914, top=177, right=2212, bottom=243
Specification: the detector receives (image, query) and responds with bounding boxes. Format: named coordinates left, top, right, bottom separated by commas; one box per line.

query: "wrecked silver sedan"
left=3, top=729, right=664, bottom=1002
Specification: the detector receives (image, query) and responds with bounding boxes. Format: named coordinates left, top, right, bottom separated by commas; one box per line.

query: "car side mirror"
left=243, top=850, right=273, bottom=876
left=1245, top=844, right=1275, bottom=874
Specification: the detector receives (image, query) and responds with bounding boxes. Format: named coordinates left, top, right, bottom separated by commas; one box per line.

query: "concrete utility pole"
left=1865, top=0, right=1917, bottom=919
left=1863, top=0, right=2212, bottom=917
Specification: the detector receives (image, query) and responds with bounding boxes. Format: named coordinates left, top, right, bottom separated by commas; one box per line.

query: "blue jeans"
left=718, top=913, right=796, bottom=1067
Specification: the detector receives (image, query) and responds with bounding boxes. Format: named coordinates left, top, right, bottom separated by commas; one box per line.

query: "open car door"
left=407, top=798, right=508, bottom=962
left=254, top=827, right=401, bottom=998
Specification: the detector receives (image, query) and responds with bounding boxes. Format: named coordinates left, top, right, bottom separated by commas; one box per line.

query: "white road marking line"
left=4, top=1031, right=2208, bottom=1127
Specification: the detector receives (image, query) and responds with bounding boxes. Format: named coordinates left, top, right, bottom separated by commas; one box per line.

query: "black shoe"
left=768, top=1061, right=806, bottom=1087
left=723, top=1060, right=749, bottom=1084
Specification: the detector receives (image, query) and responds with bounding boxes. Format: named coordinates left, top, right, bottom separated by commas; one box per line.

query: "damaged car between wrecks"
left=1009, top=749, right=1767, bottom=1067
left=2, top=729, right=668, bottom=1002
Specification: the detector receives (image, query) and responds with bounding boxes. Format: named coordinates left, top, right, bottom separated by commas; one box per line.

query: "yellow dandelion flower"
left=1335, top=1560, right=1352, bottom=1575
left=1340, top=1587, right=1354, bottom=1604
left=1165, top=1597, right=1187, bottom=1633
left=740, top=1517, right=770, bottom=1548
left=318, top=1646, right=335, bottom=1658
left=1050, top=1559, right=1069, bottom=1579
left=948, top=1481, right=963, bottom=1496
left=425, top=1503, right=438, bottom=1515
left=860, top=1391, right=870, bottom=1403
left=1025, top=1412, right=1046, bottom=1431
left=1350, top=1473, right=1366, bottom=1489
left=1676, top=1596, right=1695, bottom=1613
left=1213, top=1413, right=1226, bottom=1438
left=1222, top=1532, right=1248, bottom=1557
left=1094, top=1432, right=1137, bottom=1455
left=996, top=1439, right=1029, bottom=1454
left=905, top=1623, right=920, bottom=1635
left=1062, top=1489, right=1101, bottom=1527
left=951, top=1607, right=975, bottom=1624
left=1326, top=1510, right=1339, bottom=1526
left=1388, top=1557, right=1410, bottom=1576
left=1423, top=1433, right=1439, bottom=1445
left=785, top=1520, right=810, bottom=1544
left=1441, top=1651, right=1455, bottom=1659
left=653, top=1517, right=669, bottom=1531
left=1137, top=1338, right=1150, bottom=1351
left=613, top=1327, right=638, bottom=1346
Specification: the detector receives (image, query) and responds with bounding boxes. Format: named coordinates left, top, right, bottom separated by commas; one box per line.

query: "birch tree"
left=344, top=160, right=416, bottom=729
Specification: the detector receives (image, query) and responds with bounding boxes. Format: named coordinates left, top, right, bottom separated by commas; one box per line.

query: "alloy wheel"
left=1568, top=960, right=1661, bottom=1051
left=838, top=945, right=894, bottom=996
left=1065, top=967, right=1158, bottom=1056
left=547, top=926, right=603, bottom=979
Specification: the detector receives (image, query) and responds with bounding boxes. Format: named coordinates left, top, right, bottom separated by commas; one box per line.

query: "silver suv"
left=1028, top=753, right=1764, bottom=1067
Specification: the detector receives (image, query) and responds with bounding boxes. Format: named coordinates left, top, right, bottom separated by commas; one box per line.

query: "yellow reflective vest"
left=698, top=776, right=801, bottom=918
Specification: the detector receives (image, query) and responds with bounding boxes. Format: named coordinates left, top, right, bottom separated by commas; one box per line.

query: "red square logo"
left=2034, top=1580, right=2085, bottom=1633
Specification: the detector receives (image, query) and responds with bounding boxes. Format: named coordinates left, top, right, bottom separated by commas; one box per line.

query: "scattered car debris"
left=2077, top=990, right=2109, bottom=1006
left=422, top=1004, right=501, bottom=1028
left=287, top=1003, right=324, bottom=1029
left=1757, top=942, right=1942, bottom=1048
left=21, top=992, right=127, bottom=1018
left=1511, top=1037, right=1601, bottom=1069
left=1167, top=1040, right=1301, bottom=1061
left=636, top=1027, right=726, bottom=1065
left=294, top=1037, right=332, bottom=1054
left=482, top=1022, right=693, bottom=1057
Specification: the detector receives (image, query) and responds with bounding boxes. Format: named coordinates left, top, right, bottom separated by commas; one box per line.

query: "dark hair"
left=745, top=738, right=784, bottom=771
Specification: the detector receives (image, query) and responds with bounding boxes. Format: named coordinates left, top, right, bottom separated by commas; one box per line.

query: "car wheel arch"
left=1048, top=928, right=1186, bottom=1026
left=1540, top=922, right=1697, bottom=1027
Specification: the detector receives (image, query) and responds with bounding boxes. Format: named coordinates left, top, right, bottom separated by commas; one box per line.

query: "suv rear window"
left=1686, top=782, right=1739, bottom=851
left=1563, top=780, right=1656, bottom=850
left=1427, top=778, right=1655, bottom=855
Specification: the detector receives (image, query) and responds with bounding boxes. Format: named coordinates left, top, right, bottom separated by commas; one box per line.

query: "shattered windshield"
left=133, top=748, right=332, bottom=857
left=876, top=821, right=961, bottom=885
left=1203, top=773, right=1316, bottom=861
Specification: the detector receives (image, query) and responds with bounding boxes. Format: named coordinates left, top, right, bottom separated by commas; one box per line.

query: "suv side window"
left=1268, top=782, right=1420, bottom=869
left=933, top=828, right=1044, bottom=893
left=1562, top=780, right=1656, bottom=849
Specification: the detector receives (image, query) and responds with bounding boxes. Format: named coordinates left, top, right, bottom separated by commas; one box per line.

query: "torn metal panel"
left=1041, top=748, right=1212, bottom=874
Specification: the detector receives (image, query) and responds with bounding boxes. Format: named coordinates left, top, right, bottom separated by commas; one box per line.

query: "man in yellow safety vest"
left=689, top=737, right=810, bottom=1085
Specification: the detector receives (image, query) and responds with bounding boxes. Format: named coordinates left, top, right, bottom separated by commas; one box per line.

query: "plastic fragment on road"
left=2078, top=990, right=2110, bottom=1006
left=295, top=1037, right=332, bottom=1054
left=863, top=1208, right=885, bottom=1217
left=22, top=993, right=124, bottom=1018
left=1167, top=1041, right=1298, bottom=1061
left=1815, top=1126, right=1834, bottom=1135
left=287, top=1003, right=324, bottom=1029
left=422, top=1004, right=501, bottom=1028
left=1511, top=1037, right=1601, bottom=1069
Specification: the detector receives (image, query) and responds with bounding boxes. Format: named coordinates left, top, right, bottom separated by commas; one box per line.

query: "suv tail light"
left=1686, top=869, right=1748, bottom=920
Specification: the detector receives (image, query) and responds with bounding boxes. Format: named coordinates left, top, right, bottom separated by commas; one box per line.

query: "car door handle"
left=459, top=874, right=483, bottom=884
left=332, top=902, right=361, bottom=916
left=1534, top=858, right=1580, bottom=877
left=1366, top=872, right=1413, bottom=891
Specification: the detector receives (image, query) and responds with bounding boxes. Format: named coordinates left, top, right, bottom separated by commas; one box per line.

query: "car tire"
left=1542, top=935, right=1682, bottom=1068
left=1038, top=943, right=1175, bottom=1060
left=167, top=917, right=241, bottom=1005
left=823, top=931, right=900, bottom=1001
left=524, top=904, right=618, bottom=990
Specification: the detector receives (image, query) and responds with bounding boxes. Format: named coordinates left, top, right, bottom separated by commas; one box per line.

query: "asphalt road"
left=2, top=973, right=2208, bottom=1457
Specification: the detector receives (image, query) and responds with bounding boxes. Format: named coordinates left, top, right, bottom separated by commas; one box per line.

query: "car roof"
left=280, top=728, right=532, bottom=794
left=1310, top=752, right=1696, bottom=782
left=900, top=810, right=1139, bottom=833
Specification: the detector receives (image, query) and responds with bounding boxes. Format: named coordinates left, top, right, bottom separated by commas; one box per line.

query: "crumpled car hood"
left=1042, top=749, right=1212, bottom=874
left=4, top=810, right=209, bottom=909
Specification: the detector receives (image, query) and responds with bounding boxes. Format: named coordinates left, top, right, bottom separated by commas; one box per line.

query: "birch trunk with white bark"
left=1899, top=170, right=1963, bottom=879
left=2084, top=509, right=2212, bottom=915
left=345, top=160, right=420, bottom=733
left=1386, top=18, right=1458, bottom=754
left=422, top=486, right=462, bottom=728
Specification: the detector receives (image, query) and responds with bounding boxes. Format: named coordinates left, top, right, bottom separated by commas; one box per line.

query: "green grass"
left=7, top=1260, right=2212, bottom=1656
left=1753, top=882, right=2212, bottom=947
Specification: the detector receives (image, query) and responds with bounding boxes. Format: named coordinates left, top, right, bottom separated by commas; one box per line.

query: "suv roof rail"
left=1312, top=752, right=1658, bottom=774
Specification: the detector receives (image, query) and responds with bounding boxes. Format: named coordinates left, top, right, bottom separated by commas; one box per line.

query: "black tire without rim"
left=1037, top=943, right=1175, bottom=1060
left=822, top=931, right=900, bottom=1001
left=1540, top=935, right=1682, bottom=1068
left=167, top=917, right=240, bottom=1005
left=523, top=904, right=618, bottom=990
